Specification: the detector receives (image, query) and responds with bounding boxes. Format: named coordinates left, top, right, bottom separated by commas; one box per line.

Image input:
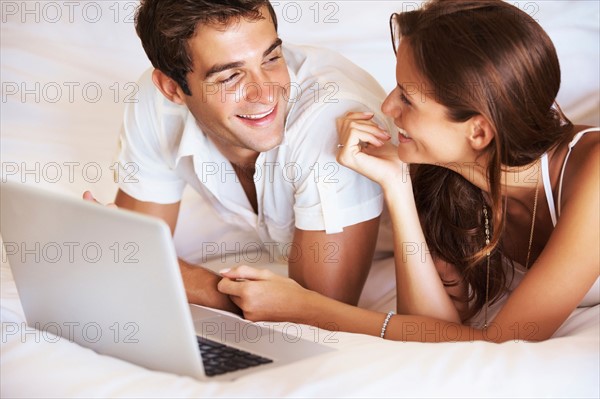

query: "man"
left=109, top=0, right=392, bottom=314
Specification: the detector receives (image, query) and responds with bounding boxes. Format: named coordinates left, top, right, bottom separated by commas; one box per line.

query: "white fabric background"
left=1, top=1, right=599, bottom=397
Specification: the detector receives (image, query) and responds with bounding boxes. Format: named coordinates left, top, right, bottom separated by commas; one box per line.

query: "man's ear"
left=151, top=69, right=186, bottom=105
left=467, top=115, right=495, bottom=151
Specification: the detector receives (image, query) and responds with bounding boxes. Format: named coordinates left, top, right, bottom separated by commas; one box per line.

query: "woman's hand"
left=336, top=112, right=407, bottom=187
left=217, top=265, right=314, bottom=323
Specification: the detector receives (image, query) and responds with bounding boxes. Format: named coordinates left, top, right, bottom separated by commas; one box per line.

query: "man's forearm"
left=289, top=217, right=380, bottom=306
left=178, top=258, right=242, bottom=315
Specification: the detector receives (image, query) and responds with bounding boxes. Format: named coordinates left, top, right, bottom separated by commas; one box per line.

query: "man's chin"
left=252, top=134, right=284, bottom=153
left=236, top=119, right=285, bottom=152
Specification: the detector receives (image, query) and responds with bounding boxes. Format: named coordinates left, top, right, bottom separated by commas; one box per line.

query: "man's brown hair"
left=135, top=0, right=278, bottom=95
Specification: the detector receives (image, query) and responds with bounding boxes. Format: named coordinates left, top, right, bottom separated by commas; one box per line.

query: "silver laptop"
left=0, top=181, right=334, bottom=380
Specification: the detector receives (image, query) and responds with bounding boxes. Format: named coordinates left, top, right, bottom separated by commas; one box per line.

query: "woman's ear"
left=151, top=69, right=186, bottom=105
left=467, top=115, right=495, bottom=151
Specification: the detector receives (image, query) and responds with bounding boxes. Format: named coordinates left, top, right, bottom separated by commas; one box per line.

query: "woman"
left=218, top=0, right=599, bottom=342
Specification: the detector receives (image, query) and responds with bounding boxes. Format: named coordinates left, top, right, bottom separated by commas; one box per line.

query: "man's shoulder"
left=124, top=68, right=193, bottom=153
left=130, top=67, right=190, bottom=124
left=283, top=43, right=386, bottom=107
left=133, top=68, right=158, bottom=99
left=283, top=43, right=355, bottom=69
left=284, top=43, right=376, bottom=82
left=132, top=68, right=188, bottom=113
left=282, top=44, right=390, bottom=134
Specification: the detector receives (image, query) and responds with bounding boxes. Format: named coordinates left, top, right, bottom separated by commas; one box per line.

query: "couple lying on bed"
left=86, top=0, right=599, bottom=343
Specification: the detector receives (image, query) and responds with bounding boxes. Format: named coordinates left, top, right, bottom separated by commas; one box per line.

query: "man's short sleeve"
left=116, top=70, right=186, bottom=204
left=289, top=100, right=388, bottom=234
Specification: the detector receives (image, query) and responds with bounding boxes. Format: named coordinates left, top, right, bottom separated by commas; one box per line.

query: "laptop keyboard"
left=197, top=336, right=274, bottom=377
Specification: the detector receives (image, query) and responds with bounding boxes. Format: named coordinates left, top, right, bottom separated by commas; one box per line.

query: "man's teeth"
left=399, top=128, right=411, bottom=138
left=238, top=107, right=274, bottom=120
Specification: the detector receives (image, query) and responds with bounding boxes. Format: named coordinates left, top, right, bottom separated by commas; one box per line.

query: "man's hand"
left=181, top=259, right=242, bottom=315
left=82, top=191, right=118, bottom=208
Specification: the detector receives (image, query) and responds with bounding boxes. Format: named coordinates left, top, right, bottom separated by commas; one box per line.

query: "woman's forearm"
left=382, top=181, right=461, bottom=323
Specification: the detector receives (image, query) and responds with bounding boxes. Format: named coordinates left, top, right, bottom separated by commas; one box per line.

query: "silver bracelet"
left=380, top=311, right=395, bottom=339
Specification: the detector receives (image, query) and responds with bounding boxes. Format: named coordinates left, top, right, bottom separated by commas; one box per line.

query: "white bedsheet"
left=2, top=252, right=599, bottom=398
left=1, top=1, right=599, bottom=397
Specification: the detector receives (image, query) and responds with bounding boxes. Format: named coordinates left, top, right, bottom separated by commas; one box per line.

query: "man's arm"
left=114, top=189, right=240, bottom=314
left=288, top=216, right=380, bottom=305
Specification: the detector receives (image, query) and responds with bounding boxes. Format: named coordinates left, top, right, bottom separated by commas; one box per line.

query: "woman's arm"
left=219, top=124, right=598, bottom=343
left=336, top=112, right=461, bottom=323
left=216, top=265, right=514, bottom=342
left=383, top=182, right=461, bottom=322
left=218, top=250, right=596, bottom=343
left=491, top=133, right=600, bottom=340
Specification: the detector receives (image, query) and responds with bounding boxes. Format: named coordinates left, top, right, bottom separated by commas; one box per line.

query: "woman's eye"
left=400, top=93, right=411, bottom=106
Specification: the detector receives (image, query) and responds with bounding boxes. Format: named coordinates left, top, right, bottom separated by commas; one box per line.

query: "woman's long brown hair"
left=394, top=0, right=572, bottom=320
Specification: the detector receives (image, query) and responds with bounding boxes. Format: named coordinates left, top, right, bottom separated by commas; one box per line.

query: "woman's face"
left=381, top=40, right=473, bottom=167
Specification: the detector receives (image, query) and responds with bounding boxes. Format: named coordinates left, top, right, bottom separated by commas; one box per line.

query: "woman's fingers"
left=219, top=265, right=272, bottom=280
left=337, top=128, right=390, bottom=168
left=217, top=266, right=309, bottom=322
left=217, top=266, right=278, bottom=319
left=346, top=123, right=389, bottom=148
left=217, top=265, right=275, bottom=295
left=337, top=113, right=391, bottom=162
left=336, top=111, right=374, bottom=131
left=334, top=113, right=405, bottom=185
left=337, top=112, right=390, bottom=145
left=217, top=277, right=240, bottom=297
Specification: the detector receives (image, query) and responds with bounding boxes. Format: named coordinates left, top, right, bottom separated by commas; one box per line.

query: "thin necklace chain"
left=483, top=205, right=491, bottom=329
left=482, top=162, right=540, bottom=329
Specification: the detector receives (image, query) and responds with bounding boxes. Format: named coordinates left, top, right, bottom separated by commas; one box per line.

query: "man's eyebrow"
left=204, top=38, right=284, bottom=80
left=263, top=38, right=283, bottom=58
left=204, top=61, right=245, bottom=80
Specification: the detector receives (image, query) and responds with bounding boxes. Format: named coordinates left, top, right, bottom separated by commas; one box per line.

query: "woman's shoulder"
left=565, top=125, right=599, bottom=162
left=568, top=125, right=600, bottom=144
left=552, top=125, right=599, bottom=164
left=552, top=124, right=597, bottom=146
left=557, top=125, right=599, bottom=208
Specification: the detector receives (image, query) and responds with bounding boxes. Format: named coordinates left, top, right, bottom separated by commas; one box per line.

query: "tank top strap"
left=540, top=152, right=557, bottom=226
left=556, top=128, right=600, bottom=218
left=540, top=127, right=599, bottom=227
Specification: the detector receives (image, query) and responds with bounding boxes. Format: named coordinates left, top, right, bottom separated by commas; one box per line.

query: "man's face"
left=182, top=7, right=290, bottom=159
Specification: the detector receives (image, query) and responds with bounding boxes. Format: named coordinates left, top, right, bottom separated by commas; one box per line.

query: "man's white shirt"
left=117, top=44, right=394, bottom=264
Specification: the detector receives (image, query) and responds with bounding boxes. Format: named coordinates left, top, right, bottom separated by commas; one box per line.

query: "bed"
left=1, top=1, right=599, bottom=397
